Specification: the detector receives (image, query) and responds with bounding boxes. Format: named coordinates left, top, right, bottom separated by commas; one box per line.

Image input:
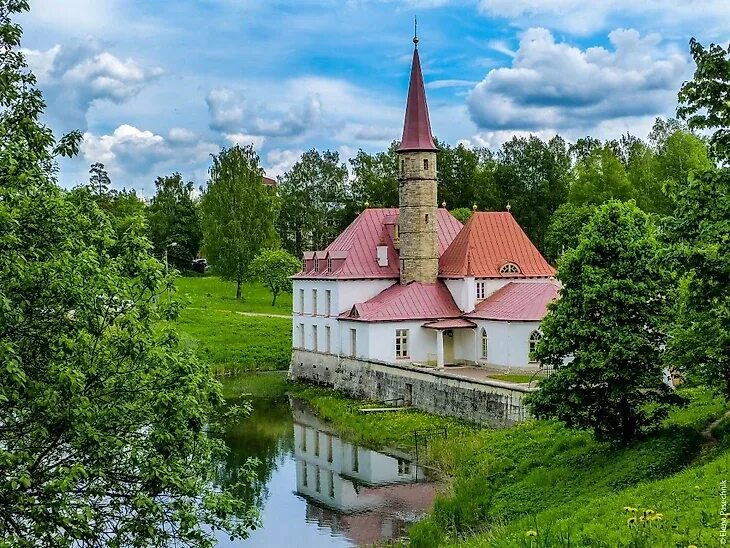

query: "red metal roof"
left=340, top=281, right=461, bottom=322
left=423, top=318, right=476, bottom=329
left=295, top=208, right=462, bottom=280
left=439, top=212, right=555, bottom=278
left=397, top=47, right=437, bottom=152
left=466, top=282, right=559, bottom=321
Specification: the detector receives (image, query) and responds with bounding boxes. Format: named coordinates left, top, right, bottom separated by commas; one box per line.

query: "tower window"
left=423, top=158, right=429, bottom=170
left=425, top=213, right=429, bottom=224
left=400, top=159, right=405, bottom=174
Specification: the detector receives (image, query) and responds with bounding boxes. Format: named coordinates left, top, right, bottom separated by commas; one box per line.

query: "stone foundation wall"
left=290, top=350, right=533, bottom=427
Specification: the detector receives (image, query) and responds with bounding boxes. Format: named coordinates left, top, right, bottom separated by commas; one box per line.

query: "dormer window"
left=327, top=257, right=332, bottom=272
left=500, top=262, right=521, bottom=275
left=301, top=258, right=306, bottom=272
left=314, top=258, right=320, bottom=272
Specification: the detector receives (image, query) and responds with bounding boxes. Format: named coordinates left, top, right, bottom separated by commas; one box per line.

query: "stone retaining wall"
left=290, top=350, right=533, bottom=427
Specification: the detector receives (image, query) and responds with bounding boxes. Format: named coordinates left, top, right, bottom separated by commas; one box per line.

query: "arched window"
left=500, top=262, right=521, bottom=275
left=528, top=330, right=542, bottom=363
left=480, top=328, right=488, bottom=360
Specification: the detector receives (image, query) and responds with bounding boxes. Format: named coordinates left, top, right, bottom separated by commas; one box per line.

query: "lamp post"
left=165, top=242, right=178, bottom=274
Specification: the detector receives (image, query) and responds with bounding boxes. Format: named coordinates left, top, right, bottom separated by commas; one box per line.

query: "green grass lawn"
left=176, top=275, right=292, bottom=315
left=174, top=276, right=292, bottom=372
left=486, top=373, right=536, bottom=384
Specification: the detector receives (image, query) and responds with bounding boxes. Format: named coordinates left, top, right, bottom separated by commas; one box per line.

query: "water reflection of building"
left=291, top=399, right=436, bottom=545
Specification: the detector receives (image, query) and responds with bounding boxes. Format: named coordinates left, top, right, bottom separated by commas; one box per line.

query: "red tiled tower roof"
left=340, top=281, right=461, bottom=322
left=397, top=47, right=437, bottom=152
left=294, top=208, right=462, bottom=280
left=466, top=282, right=559, bottom=321
left=439, top=212, right=555, bottom=278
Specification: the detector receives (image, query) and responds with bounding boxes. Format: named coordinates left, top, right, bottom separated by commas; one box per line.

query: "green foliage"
left=87, top=161, right=110, bottom=196
left=663, top=168, right=730, bottom=397
left=250, top=248, right=300, bottom=306
left=200, top=145, right=276, bottom=299
left=678, top=37, right=730, bottom=163
left=437, top=140, right=493, bottom=211
left=0, top=3, right=255, bottom=543
left=569, top=144, right=635, bottom=205
left=276, top=149, right=350, bottom=258
left=526, top=202, right=679, bottom=444
left=147, top=172, right=202, bottom=270
left=489, top=135, right=571, bottom=252
left=543, top=202, right=596, bottom=263
left=349, top=142, right=399, bottom=208
left=449, top=207, right=474, bottom=225
left=409, top=388, right=728, bottom=547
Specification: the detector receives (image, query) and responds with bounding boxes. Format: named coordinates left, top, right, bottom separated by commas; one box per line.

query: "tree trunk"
left=236, top=278, right=242, bottom=300
left=271, top=291, right=278, bottom=307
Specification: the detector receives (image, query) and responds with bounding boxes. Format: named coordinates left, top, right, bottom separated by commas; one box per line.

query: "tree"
left=490, top=135, right=571, bottom=252
left=543, top=202, right=596, bottom=264
left=678, top=38, right=730, bottom=164
left=147, top=173, right=203, bottom=271
left=663, top=168, right=730, bottom=397
left=525, top=202, right=679, bottom=444
left=88, top=162, right=111, bottom=196
left=0, top=2, right=255, bottom=544
left=201, top=145, right=276, bottom=299
left=250, top=248, right=301, bottom=306
left=569, top=144, right=635, bottom=206
left=276, top=149, right=350, bottom=258
left=436, top=140, right=491, bottom=210
left=449, top=207, right=474, bottom=225
left=349, top=143, right=399, bottom=208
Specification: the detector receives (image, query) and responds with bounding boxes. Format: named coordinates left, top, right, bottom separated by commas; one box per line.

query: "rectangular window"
left=476, top=281, right=486, bottom=300
left=314, top=257, right=319, bottom=272
left=299, top=289, right=304, bottom=314
left=328, top=471, right=335, bottom=498
left=302, top=463, right=308, bottom=487
left=395, top=329, right=409, bottom=359
left=301, top=426, right=307, bottom=452
left=325, top=290, right=331, bottom=316
left=423, top=158, right=429, bottom=170
left=481, top=330, right=488, bottom=360
left=327, top=257, right=332, bottom=272
left=314, top=431, right=320, bottom=457
left=325, top=326, right=331, bottom=353
left=350, top=329, right=357, bottom=357
left=398, top=458, right=411, bottom=475
left=312, top=289, right=318, bottom=316
left=315, top=466, right=321, bottom=493
left=298, top=323, right=305, bottom=349
left=327, top=434, right=333, bottom=463
left=352, top=446, right=359, bottom=472
left=312, top=325, right=318, bottom=352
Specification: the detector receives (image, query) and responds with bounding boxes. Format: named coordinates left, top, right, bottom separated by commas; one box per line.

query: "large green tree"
left=349, top=142, right=399, bottom=209
left=663, top=168, right=730, bottom=397
left=276, top=149, right=350, bottom=258
left=526, top=202, right=679, bottom=444
left=678, top=38, right=730, bottom=164
left=0, top=2, right=255, bottom=544
left=147, top=172, right=203, bottom=271
left=543, top=202, right=596, bottom=264
left=569, top=144, right=635, bottom=206
left=250, top=248, right=301, bottom=306
left=201, top=145, right=276, bottom=299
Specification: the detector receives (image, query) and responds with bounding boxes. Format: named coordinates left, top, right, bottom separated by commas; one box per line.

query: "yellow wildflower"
left=525, top=530, right=538, bottom=538
left=645, top=509, right=655, bottom=516
left=627, top=517, right=637, bottom=525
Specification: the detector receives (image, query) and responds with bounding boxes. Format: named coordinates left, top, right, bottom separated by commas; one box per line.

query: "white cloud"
left=477, top=0, right=730, bottom=36
left=81, top=124, right=218, bottom=191
left=467, top=27, right=688, bottom=135
left=264, top=148, right=304, bottom=178
left=427, top=79, right=477, bottom=90
left=224, top=133, right=266, bottom=149
left=24, top=37, right=162, bottom=131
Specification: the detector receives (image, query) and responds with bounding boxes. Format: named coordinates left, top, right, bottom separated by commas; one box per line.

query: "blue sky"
left=19, top=0, right=730, bottom=194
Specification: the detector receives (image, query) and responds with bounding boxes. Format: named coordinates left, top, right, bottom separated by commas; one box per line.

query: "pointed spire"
left=397, top=31, right=437, bottom=152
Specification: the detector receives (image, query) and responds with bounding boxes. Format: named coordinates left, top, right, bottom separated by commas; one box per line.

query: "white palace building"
left=290, top=37, right=558, bottom=374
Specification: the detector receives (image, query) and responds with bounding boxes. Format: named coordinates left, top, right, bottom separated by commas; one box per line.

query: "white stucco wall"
left=472, top=320, right=542, bottom=369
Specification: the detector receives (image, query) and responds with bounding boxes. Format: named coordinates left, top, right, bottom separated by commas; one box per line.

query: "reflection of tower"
left=397, top=32, right=438, bottom=285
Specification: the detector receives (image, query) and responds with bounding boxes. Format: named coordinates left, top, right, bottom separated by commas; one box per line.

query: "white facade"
left=292, top=276, right=553, bottom=371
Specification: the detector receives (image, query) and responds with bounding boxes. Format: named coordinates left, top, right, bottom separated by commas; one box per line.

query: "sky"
left=18, top=0, right=730, bottom=195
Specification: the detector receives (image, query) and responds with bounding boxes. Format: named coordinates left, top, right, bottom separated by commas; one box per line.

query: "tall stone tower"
left=397, top=34, right=438, bottom=285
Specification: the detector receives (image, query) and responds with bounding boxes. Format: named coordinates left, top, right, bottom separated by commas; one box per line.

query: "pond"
left=214, top=394, right=437, bottom=546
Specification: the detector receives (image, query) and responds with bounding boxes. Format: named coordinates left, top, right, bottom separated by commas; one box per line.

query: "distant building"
left=262, top=175, right=276, bottom=188
left=290, top=38, right=558, bottom=373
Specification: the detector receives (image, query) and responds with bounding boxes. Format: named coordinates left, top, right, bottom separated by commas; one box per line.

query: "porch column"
left=436, top=329, right=445, bottom=369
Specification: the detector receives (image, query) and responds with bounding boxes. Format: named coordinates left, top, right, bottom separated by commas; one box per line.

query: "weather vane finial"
left=413, top=15, right=419, bottom=47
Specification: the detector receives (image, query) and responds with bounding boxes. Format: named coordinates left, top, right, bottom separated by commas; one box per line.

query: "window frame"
left=528, top=330, right=542, bottom=363
left=480, top=328, right=488, bottom=360
left=500, top=262, right=521, bottom=275
left=312, top=288, right=318, bottom=316
left=325, top=289, right=331, bottom=316
left=350, top=328, right=357, bottom=357
left=325, top=325, right=331, bottom=353
left=395, top=328, right=410, bottom=359
left=299, top=288, right=304, bottom=315
left=476, top=280, right=486, bottom=300
left=312, top=324, right=318, bottom=352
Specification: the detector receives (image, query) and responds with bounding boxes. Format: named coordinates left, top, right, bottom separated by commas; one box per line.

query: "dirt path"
left=187, top=306, right=291, bottom=320
left=700, top=409, right=730, bottom=445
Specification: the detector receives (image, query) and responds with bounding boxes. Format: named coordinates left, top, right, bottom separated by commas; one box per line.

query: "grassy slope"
left=175, top=276, right=292, bottom=372
left=225, top=373, right=728, bottom=546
